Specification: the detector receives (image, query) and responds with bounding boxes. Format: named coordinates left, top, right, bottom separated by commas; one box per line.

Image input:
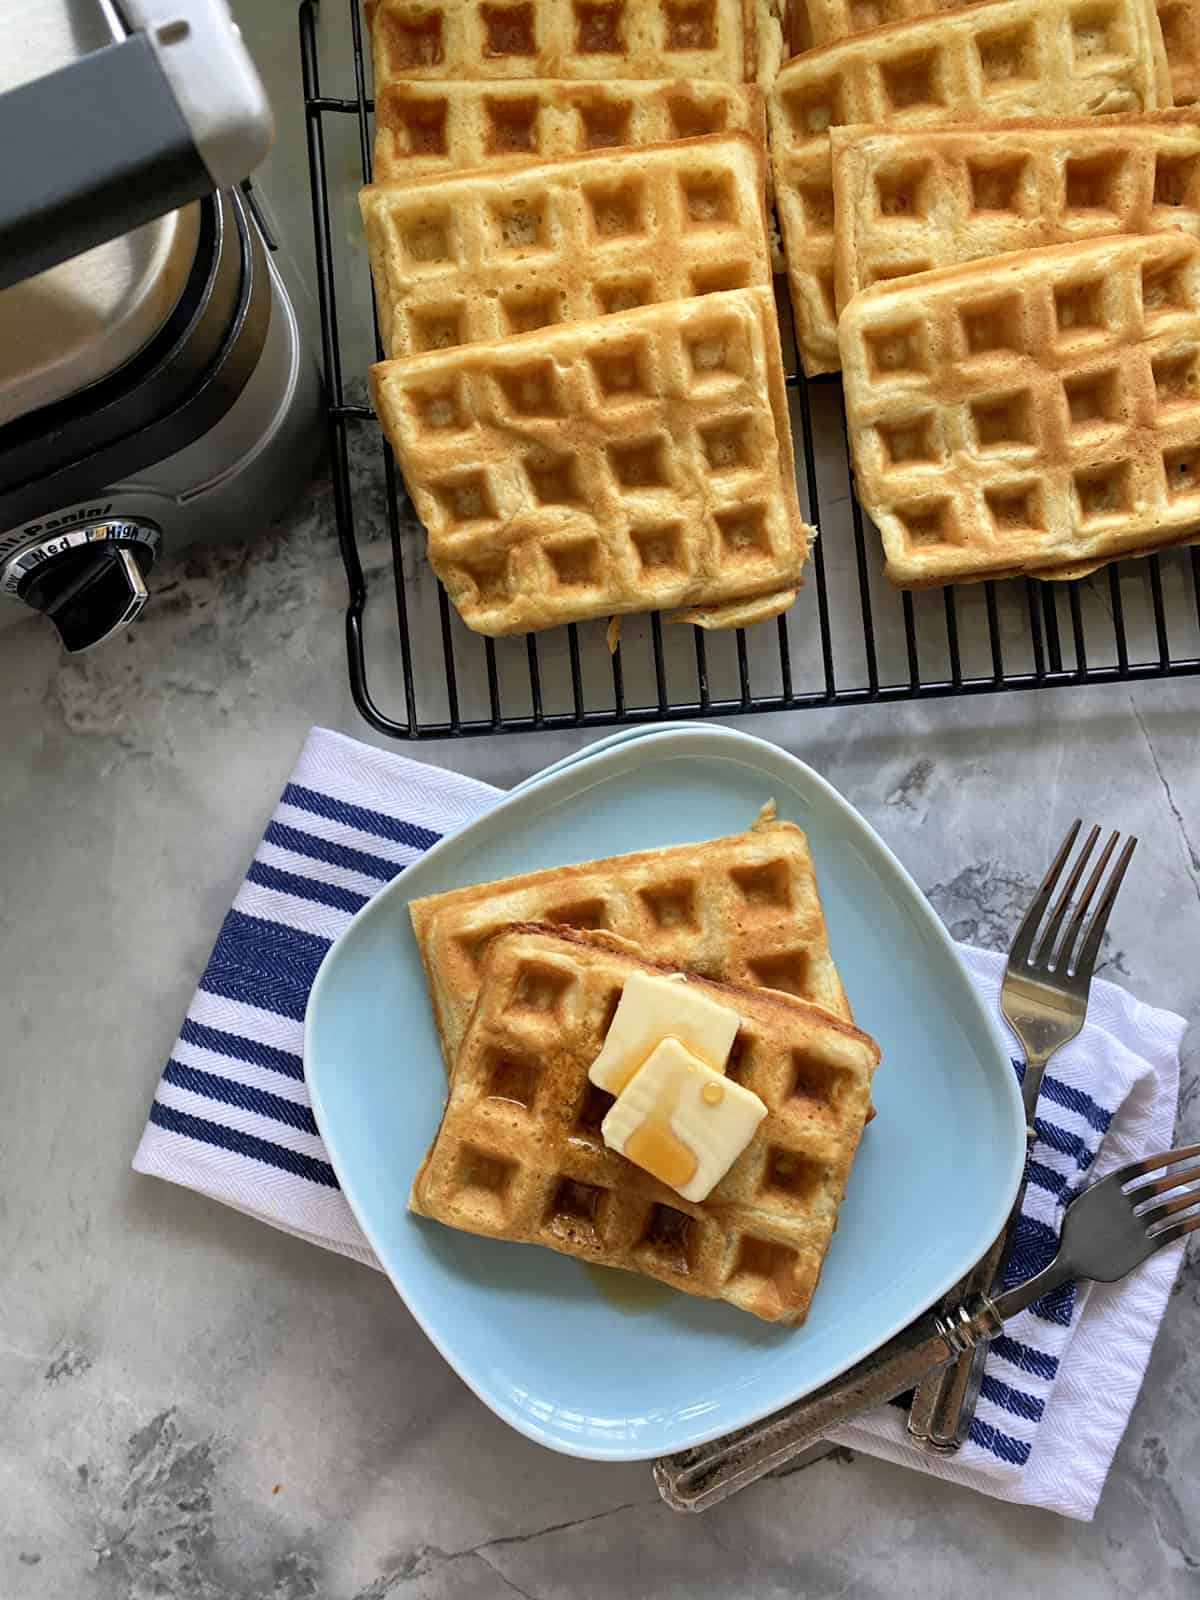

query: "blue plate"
left=305, top=726, right=1024, bottom=1460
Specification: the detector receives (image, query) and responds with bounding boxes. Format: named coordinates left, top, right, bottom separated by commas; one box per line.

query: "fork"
left=655, top=1141, right=1200, bottom=1513
left=908, top=820, right=1137, bottom=1453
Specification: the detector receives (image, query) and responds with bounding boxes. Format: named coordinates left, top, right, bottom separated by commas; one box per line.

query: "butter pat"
left=601, top=1037, right=767, bottom=1203
left=589, top=971, right=740, bottom=1095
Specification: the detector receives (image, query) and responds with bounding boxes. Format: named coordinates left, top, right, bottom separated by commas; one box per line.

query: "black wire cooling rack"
left=300, top=0, right=1200, bottom=740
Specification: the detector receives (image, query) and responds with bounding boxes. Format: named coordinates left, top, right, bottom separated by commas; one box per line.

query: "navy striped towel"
left=133, top=726, right=1187, bottom=1520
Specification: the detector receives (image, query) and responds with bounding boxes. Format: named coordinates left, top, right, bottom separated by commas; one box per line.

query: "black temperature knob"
left=4, top=521, right=159, bottom=651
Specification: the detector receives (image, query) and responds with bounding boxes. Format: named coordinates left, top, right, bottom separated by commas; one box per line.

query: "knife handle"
left=654, top=1297, right=1002, bottom=1513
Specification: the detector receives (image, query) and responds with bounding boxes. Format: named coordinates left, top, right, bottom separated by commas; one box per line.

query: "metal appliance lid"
left=0, top=0, right=199, bottom=425
left=0, top=186, right=271, bottom=535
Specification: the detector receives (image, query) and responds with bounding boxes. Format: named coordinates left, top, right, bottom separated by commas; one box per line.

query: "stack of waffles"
left=407, top=816, right=881, bottom=1324
left=363, top=0, right=812, bottom=636
left=762, top=0, right=1200, bottom=586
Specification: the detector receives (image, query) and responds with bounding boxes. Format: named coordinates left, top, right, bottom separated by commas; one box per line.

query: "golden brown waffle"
left=409, top=815, right=852, bottom=1073
left=410, top=924, right=880, bottom=1323
left=370, top=287, right=810, bottom=635
left=361, top=133, right=770, bottom=359
left=839, top=232, right=1200, bottom=586
left=832, top=112, right=1200, bottom=311
left=1157, top=0, right=1200, bottom=102
left=372, top=78, right=763, bottom=183
left=367, top=0, right=753, bottom=82
left=767, top=0, right=1171, bottom=374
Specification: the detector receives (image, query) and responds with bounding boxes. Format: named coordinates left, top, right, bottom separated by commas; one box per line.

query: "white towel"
left=132, top=726, right=1187, bottom=1520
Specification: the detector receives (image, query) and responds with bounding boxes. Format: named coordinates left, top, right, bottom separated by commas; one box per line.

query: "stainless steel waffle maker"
left=0, top=0, right=322, bottom=651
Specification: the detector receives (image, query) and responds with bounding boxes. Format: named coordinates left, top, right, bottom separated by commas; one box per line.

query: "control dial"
left=1, top=520, right=160, bottom=652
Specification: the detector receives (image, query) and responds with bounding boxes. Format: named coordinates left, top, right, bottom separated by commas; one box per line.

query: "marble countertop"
left=2, top=4, right=1199, bottom=1594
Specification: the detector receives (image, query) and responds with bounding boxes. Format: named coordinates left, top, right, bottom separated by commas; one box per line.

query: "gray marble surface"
left=3, top=3, right=1200, bottom=1594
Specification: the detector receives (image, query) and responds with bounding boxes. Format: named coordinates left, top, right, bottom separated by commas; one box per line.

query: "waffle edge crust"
left=410, top=923, right=881, bottom=1324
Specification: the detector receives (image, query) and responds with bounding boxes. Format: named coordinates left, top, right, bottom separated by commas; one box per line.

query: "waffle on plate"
left=410, top=923, right=880, bottom=1324
left=361, top=131, right=770, bottom=358
left=768, top=0, right=1171, bottom=373
left=410, top=814, right=851, bottom=1071
left=839, top=232, right=1200, bottom=585
left=371, top=286, right=811, bottom=635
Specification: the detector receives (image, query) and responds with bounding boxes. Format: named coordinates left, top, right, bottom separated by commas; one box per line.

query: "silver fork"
left=908, top=820, right=1137, bottom=1452
left=655, top=1141, right=1200, bottom=1513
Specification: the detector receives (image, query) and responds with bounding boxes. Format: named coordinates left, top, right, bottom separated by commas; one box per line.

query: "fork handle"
left=654, top=1297, right=1004, bottom=1513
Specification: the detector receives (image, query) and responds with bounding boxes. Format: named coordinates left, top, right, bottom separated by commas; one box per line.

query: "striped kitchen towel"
left=132, top=725, right=1187, bottom=1520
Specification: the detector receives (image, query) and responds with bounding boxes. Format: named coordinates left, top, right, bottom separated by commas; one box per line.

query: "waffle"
left=832, top=112, right=1200, bottom=311
left=372, top=78, right=764, bottom=183
left=410, top=924, right=880, bottom=1323
left=367, top=0, right=753, bottom=83
left=839, top=232, right=1200, bottom=586
left=767, top=0, right=1171, bottom=374
left=370, top=287, right=811, bottom=635
left=361, top=133, right=770, bottom=359
left=409, top=814, right=852, bottom=1074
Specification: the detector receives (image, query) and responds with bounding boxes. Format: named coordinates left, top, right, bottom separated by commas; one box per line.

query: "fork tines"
left=1009, top=820, right=1137, bottom=985
left=1121, top=1141, right=1200, bottom=1245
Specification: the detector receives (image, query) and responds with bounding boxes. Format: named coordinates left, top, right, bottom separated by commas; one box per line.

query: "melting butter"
left=625, top=1049, right=699, bottom=1189
left=602, top=1037, right=767, bottom=1203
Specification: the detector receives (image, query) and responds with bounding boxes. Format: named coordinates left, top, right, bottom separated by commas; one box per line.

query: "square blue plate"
left=305, top=726, right=1024, bottom=1460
